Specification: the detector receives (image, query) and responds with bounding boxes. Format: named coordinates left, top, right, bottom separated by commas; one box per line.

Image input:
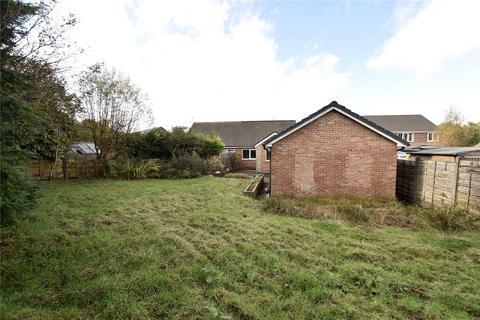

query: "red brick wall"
left=255, top=145, right=270, bottom=173
left=410, top=132, right=441, bottom=148
left=270, top=111, right=397, bottom=197
left=233, top=149, right=256, bottom=170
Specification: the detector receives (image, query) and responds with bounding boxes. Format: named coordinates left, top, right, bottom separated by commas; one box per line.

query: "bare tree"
left=79, top=65, right=153, bottom=159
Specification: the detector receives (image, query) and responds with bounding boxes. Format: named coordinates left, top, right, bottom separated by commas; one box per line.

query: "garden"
left=1, top=177, right=479, bottom=319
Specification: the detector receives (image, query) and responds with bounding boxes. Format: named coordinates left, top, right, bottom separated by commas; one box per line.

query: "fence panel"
left=396, top=158, right=480, bottom=213
left=28, top=159, right=103, bottom=180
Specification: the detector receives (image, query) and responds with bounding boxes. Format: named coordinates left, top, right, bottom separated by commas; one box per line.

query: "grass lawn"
left=1, top=177, right=479, bottom=319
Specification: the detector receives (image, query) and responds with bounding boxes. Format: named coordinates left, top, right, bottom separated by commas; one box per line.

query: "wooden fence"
left=396, top=158, right=480, bottom=212
left=28, top=159, right=104, bottom=180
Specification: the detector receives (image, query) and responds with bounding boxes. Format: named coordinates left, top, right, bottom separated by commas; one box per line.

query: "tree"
left=1, top=0, right=42, bottom=224
left=437, top=106, right=480, bottom=147
left=79, top=66, right=153, bottom=159
left=1, top=0, right=78, bottom=224
left=20, top=59, right=81, bottom=178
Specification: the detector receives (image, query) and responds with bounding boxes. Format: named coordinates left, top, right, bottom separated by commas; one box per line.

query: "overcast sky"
left=53, top=0, right=480, bottom=129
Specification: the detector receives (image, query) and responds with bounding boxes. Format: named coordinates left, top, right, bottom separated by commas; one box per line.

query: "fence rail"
left=396, top=158, right=480, bottom=212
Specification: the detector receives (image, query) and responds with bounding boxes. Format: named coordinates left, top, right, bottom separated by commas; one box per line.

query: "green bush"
left=221, top=152, right=242, bottom=172
left=167, top=154, right=205, bottom=179
left=0, top=162, right=38, bottom=225
left=145, top=160, right=168, bottom=178
left=107, top=158, right=149, bottom=179
left=125, top=127, right=224, bottom=160
left=204, top=156, right=224, bottom=175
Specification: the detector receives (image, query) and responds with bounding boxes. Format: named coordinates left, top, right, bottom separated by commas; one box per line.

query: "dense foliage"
left=438, top=107, right=480, bottom=147
left=125, top=127, right=224, bottom=160
left=120, top=127, right=225, bottom=179
left=1, top=0, right=80, bottom=224
left=1, top=1, right=41, bottom=224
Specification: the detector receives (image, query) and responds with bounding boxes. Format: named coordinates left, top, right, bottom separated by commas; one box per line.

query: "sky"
left=52, top=0, right=480, bottom=129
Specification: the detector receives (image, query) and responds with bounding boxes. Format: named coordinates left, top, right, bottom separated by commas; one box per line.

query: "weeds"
left=264, top=195, right=480, bottom=231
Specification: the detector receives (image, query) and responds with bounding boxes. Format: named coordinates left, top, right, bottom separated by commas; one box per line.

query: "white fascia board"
left=254, top=132, right=278, bottom=148
left=265, top=107, right=407, bottom=148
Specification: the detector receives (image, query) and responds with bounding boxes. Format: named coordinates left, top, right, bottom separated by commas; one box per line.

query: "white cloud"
left=53, top=0, right=350, bottom=129
left=368, top=0, right=480, bottom=73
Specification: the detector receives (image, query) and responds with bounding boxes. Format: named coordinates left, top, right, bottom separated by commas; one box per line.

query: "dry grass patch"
left=264, top=195, right=480, bottom=231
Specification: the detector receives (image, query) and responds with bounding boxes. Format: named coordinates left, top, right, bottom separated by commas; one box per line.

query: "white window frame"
left=265, top=149, right=271, bottom=162
left=395, top=132, right=414, bottom=142
left=427, top=132, right=435, bottom=142
left=242, top=149, right=256, bottom=160
left=225, top=149, right=235, bottom=153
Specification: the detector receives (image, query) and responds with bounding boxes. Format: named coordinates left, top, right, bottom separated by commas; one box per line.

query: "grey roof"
left=409, top=147, right=480, bottom=156
left=263, top=101, right=409, bottom=147
left=363, top=114, right=436, bottom=132
left=137, top=127, right=167, bottom=134
left=68, top=142, right=97, bottom=155
left=190, top=120, right=296, bottom=147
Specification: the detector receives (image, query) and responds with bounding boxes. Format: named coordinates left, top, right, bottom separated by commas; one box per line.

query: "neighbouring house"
left=407, top=147, right=480, bottom=162
left=262, top=101, right=408, bottom=197
left=137, top=126, right=168, bottom=134
left=364, top=114, right=438, bottom=148
left=190, top=120, right=295, bottom=171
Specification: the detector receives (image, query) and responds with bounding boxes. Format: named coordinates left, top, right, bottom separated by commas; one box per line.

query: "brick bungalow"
left=190, top=120, right=295, bottom=171
left=262, top=101, right=408, bottom=198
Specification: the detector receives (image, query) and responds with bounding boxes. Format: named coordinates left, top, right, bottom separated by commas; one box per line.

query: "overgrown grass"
left=264, top=195, right=480, bottom=232
left=1, top=178, right=479, bottom=319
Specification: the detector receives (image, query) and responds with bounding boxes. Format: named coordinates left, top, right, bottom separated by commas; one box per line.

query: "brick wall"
left=270, top=110, right=397, bottom=197
left=255, top=145, right=270, bottom=173
left=410, top=132, right=441, bottom=148
left=233, top=148, right=256, bottom=170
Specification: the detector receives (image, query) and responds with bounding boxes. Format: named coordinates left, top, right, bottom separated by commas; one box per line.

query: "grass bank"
left=1, top=177, right=479, bottom=319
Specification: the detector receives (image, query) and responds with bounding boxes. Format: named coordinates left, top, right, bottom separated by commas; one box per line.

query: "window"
left=266, top=150, right=271, bottom=161
left=222, top=149, right=235, bottom=155
left=242, top=149, right=256, bottom=160
left=427, top=132, right=435, bottom=142
left=396, top=132, right=414, bottom=142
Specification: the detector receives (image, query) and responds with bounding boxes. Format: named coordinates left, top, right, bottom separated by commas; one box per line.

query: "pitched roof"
left=190, top=120, right=296, bottom=147
left=68, top=142, right=97, bottom=155
left=137, top=127, right=168, bottom=134
left=363, top=115, right=436, bottom=132
left=264, top=101, right=408, bottom=147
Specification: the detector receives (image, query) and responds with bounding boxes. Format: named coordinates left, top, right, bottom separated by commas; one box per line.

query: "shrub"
left=167, top=154, right=205, bottom=179
left=145, top=160, right=169, bottom=178
left=204, top=156, right=224, bottom=175
left=221, top=152, right=242, bottom=172
left=0, top=162, right=38, bottom=225
left=107, top=158, right=149, bottom=179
